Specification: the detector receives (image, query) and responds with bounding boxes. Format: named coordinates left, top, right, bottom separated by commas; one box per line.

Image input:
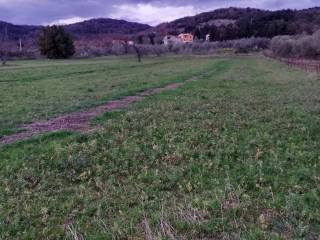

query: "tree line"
left=188, top=9, right=319, bottom=41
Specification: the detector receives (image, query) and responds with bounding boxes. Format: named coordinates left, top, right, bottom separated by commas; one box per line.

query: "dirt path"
left=0, top=81, right=187, bottom=146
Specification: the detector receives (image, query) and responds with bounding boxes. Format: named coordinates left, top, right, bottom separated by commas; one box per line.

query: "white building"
left=163, top=35, right=182, bottom=45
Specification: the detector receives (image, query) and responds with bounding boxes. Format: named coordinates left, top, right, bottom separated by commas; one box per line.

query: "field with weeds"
left=0, top=55, right=320, bottom=239
left=0, top=56, right=214, bottom=137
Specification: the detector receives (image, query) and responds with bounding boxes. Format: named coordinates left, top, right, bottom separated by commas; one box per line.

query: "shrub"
left=270, top=36, right=294, bottom=57
left=73, top=37, right=270, bottom=58
left=270, top=30, right=320, bottom=59
left=164, top=38, right=270, bottom=55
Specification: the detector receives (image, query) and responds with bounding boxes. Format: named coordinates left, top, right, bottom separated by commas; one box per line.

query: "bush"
left=270, top=36, right=294, bottom=57
left=270, top=30, right=320, bottom=59
left=163, top=38, right=270, bottom=55
left=73, top=37, right=270, bottom=58
left=38, top=25, right=75, bottom=59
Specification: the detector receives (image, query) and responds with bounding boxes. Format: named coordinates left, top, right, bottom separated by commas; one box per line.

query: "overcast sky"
left=0, top=0, right=319, bottom=26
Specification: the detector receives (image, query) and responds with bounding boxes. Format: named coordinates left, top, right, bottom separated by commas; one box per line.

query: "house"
left=163, top=35, right=182, bottom=45
left=178, top=33, right=194, bottom=43
left=206, top=34, right=211, bottom=42
left=163, top=33, right=194, bottom=45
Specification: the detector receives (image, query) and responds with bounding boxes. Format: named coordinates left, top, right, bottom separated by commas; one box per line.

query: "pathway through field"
left=0, top=81, right=190, bottom=145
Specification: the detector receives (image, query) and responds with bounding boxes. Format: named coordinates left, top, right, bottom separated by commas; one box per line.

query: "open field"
left=0, top=56, right=215, bottom=137
left=0, top=55, right=320, bottom=239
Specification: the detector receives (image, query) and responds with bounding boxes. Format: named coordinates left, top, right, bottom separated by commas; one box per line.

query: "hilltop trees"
left=177, top=8, right=320, bottom=42
left=38, top=25, right=75, bottom=59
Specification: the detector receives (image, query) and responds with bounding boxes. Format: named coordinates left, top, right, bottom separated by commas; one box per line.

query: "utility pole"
left=19, top=38, right=22, bottom=52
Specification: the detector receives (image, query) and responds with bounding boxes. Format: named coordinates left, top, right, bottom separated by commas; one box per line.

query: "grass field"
left=0, top=55, right=320, bottom=239
left=0, top=56, right=215, bottom=137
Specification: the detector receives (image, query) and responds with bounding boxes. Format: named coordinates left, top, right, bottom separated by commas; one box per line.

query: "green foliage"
left=270, top=30, right=320, bottom=59
left=90, top=110, right=124, bottom=126
left=185, top=8, right=319, bottom=41
left=38, top=25, right=75, bottom=59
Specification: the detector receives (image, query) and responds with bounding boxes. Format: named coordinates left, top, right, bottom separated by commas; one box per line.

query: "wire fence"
left=264, top=51, right=320, bottom=73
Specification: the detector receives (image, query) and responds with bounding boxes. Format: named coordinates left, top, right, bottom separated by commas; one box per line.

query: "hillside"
left=65, top=18, right=150, bottom=36
left=0, top=21, right=39, bottom=40
left=150, top=7, right=320, bottom=41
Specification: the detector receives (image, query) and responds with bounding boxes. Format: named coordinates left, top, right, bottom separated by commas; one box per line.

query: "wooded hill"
left=150, top=7, right=320, bottom=41
left=0, top=19, right=150, bottom=41
left=1, top=7, right=320, bottom=44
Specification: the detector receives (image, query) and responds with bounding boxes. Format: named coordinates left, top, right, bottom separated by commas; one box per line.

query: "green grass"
left=0, top=55, right=320, bottom=239
left=90, top=110, right=125, bottom=126
left=0, top=55, right=216, bottom=137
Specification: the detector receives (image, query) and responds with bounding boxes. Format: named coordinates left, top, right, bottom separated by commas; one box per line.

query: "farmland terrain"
left=0, top=55, right=319, bottom=239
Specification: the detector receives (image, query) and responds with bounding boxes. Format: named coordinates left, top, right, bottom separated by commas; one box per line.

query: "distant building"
left=206, top=34, right=211, bottom=42
left=163, top=35, right=182, bottom=45
left=163, top=33, right=194, bottom=45
left=178, top=33, right=194, bottom=43
left=112, top=40, right=134, bottom=46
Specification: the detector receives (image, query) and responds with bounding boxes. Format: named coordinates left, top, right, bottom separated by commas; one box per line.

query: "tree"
left=199, top=25, right=210, bottom=40
left=194, top=27, right=202, bottom=41
left=148, top=32, right=156, bottom=45
left=133, top=44, right=142, bottom=62
left=120, top=41, right=130, bottom=54
left=225, top=24, right=237, bottom=40
left=184, top=25, right=195, bottom=33
left=38, top=25, right=75, bottom=59
left=137, top=34, right=144, bottom=44
left=209, top=25, right=219, bottom=42
left=237, top=16, right=254, bottom=38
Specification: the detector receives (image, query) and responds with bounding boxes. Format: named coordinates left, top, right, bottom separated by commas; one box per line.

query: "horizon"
left=0, top=0, right=319, bottom=26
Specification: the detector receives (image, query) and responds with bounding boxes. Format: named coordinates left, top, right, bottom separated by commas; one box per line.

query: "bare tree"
left=133, top=44, right=142, bottom=62
left=148, top=32, right=156, bottom=45
left=121, top=41, right=130, bottom=54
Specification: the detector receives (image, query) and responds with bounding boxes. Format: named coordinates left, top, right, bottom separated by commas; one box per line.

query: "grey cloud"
left=0, top=0, right=319, bottom=25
